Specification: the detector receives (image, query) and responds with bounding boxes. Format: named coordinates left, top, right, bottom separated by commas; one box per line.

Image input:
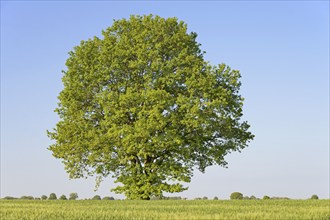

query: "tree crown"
left=48, top=14, right=254, bottom=200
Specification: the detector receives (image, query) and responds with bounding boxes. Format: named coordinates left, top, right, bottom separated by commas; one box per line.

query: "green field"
left=1, top=199, right=329, bottom=220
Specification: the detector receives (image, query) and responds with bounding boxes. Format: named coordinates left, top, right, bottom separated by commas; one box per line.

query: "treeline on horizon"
left=1, top=192, right=320, bottom=201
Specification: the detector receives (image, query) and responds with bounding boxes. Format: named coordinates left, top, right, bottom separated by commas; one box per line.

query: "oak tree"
left=48, top=15, right=254, bottom=200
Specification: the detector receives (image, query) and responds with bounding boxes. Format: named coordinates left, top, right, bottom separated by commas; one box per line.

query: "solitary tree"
left=41, top=195, right=47, bottom=200
left=48, top=15, right=254, bottom=200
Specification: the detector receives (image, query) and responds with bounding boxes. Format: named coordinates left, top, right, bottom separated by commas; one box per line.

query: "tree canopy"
left=48, top=15, right=254, bottom=200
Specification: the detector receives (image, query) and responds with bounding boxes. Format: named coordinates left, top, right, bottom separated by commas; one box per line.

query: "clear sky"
left=1, top=1, right=329, bottom=200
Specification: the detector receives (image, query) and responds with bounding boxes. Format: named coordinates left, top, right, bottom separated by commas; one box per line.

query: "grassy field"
left=1, top=199, right=329, bottom=220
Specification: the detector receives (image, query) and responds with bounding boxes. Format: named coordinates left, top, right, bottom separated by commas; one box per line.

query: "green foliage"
left=69, top=193, right=78, bottom=200
left=271, top=197, right=290, bottom=200
left=102, top=196, right=115, bottom=200
left=92, top=195, right=101, bottom=200
left=2, top=196, right=17, bottom=200
left=165, top=196, right=182, bottom=200
left=151, top=196, right=182, bottom=200
left=311, top=195, right=319, bottom=200
left=213, top=196, right=219, bottom=200
left=49, top=193, right=57, bottom=200
left=59, top=195, right=67, bottom=200
left=202, top=196, right=208, bottom=200
left=230, top=192, right=243, bottom=200
left=48, top=14, right=254, bottom=200
left=41, top=195, right=47, bottom=200
left=250, top=195, right=257, bottom=200
left=20, top=196, right=34, bottom=200
left=263, top=195, right=270, bottom=200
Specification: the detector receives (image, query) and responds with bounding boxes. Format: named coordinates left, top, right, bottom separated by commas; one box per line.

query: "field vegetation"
left=1, top=199, right=329, bottom=220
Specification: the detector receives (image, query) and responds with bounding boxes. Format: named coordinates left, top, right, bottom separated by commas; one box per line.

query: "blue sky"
left=1, top=1, right=329, bottom=199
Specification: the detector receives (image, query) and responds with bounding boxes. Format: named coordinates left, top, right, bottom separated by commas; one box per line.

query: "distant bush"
left=263, top=195, right=270, bottom=200
left=194, top=197, right=202, bottom=200
left=310, top=195, right=319, bottom=200
left=170, top=196, right=182, bottom=200
left=151, top=196, right=182, bottom=200
left=243, top=196, right=250, bottom=200
left=2, top=196, right=18, bottom=200
left=35, top=198, right=41, bottom=200
left=250, top=195, right=257, bottom=200
left=102, top=196, right=115, bottom=200
left=20, top=196, right=34, bottom=200
left=164, top=196, right=182, bottom=200
left=230, top=192, right=243, bottom=200
left=41, top=195, right=47, bottom=200
left=92, top=195, right=101, bottom=200
left=213, top=196, right=219, bottom=200
left=271, top=197, right=290, bottom=200
left=69, top=193, right=78, bottom=200
left=49, top=193, right=57, bottom=200
left=59, top=195, right=67, bottom=200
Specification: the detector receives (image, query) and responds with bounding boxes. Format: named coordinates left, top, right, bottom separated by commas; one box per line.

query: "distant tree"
left=169, top=196, right=182, bottom=200
left=69, top=193, right=78, bottom=200
left=271, top=197, right=290, bottom=200
left=202, top=196, right=208, bottom=200
left=92, top=195, right=101, bottom=200
left=20, top=196, right=34, bottom=200
left=48, top=14, right=254, bottom=200
left=243, top=196, right=250, bottom=200
left=41, top=195, right=48, bottom=200
left=2, top=196, right=17, bottom=200
left=230, top=192, right=243, bottom=200
left=102, top=196, right=115, bottom=200
left=310, top=195, right=319, bottom=200
left=194, top=197, right=202, bottom=200
left=250, top=195, right=257, bottom=200
left=263, top=195, right=270, bottom=200
left=213, top=196, right=219, bottom=200
left=59, top=195, right=68, bottom=200
left=49, top=193, right=57, bottom=200
left=35, top=197, right=41, bottom=200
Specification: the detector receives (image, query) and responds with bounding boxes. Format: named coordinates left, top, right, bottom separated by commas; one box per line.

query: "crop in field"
left=1, top=199, right=329, bottom=220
